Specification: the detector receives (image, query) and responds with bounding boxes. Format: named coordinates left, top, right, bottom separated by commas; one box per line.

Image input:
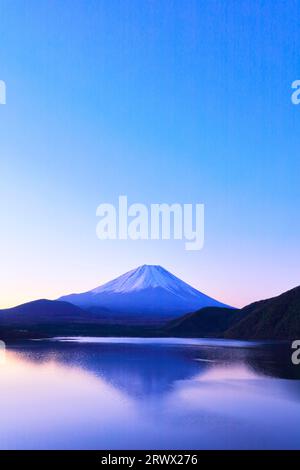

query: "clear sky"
left=0, top=0, right=299, bottom=308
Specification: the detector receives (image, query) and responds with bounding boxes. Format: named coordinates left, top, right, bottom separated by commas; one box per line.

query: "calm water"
left=0, top=337, right=299, bottom=450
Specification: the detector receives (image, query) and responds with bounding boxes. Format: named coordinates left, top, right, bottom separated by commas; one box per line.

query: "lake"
left=0, top=337, right=299, bottom=449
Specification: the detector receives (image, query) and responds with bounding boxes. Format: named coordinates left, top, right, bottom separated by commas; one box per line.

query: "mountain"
left=59, top=265, right=231, bottom=323
left=164, top=285, right=300, bottom=340
left=0, top=299, right=95, bottom=328
left=164, top=306, right=242, bottom=337
left=0, top=299, right=115, bottom=339
left=0, top=282, right=299, bottom=341
left=0, top=299, right=89, bottom=325
left=225, top=285, right=300, bottom=340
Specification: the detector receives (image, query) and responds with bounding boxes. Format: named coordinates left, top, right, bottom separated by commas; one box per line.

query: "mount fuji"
left=59, top=265, right=231, bottom=323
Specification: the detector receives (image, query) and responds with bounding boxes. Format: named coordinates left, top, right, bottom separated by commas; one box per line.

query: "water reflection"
left=0, top=338, right=299, bottom=449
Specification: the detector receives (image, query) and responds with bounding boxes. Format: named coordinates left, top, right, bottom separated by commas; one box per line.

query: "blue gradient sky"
left=0, top=0, right=299, bottom=308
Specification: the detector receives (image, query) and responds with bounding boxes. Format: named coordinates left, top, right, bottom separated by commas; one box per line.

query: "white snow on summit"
left=91, top=265, right=201, bottom=296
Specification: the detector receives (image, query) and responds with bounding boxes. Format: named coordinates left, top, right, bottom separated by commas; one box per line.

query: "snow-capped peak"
left=91, top=265, right=195, bottom=295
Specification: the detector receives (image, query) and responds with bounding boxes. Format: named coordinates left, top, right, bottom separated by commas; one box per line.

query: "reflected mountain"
left=3, top=338, right=300, bottom=450
left=9, top=338, right=299, bottom=400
